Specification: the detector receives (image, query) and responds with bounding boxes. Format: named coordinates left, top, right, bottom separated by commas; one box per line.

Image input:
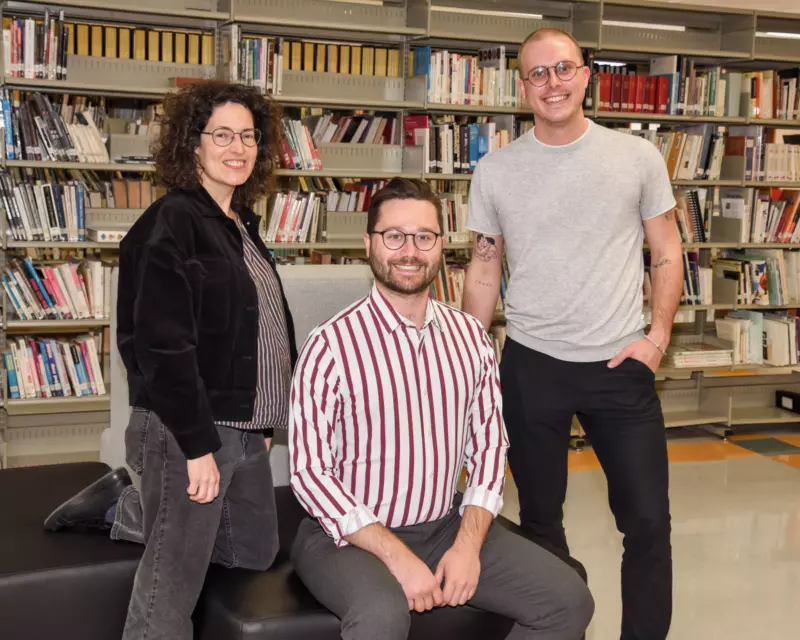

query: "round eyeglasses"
left=371, top=230, right=442, bottom=252
left=200, top=127, right=261, bottom=147
left=523, top=61, right=584, bottom=87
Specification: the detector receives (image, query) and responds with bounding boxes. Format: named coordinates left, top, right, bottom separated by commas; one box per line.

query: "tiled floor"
left=499, top=428, right=800, bottom=640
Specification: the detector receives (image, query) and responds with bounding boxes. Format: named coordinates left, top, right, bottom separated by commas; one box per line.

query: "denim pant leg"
left=210, top=428, right=280, bottom=571
left=110, top=408, right=151, bottom=544
left=120, top=413, right=241, bottom=640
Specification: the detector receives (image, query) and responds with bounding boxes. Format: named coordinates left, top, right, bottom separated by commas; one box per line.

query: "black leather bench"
left=1, top=462, right=583, bottom=640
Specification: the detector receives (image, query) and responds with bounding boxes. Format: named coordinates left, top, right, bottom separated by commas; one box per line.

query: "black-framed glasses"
left=200, top=127, right=261, bottom=147
left=371, top=229, right=442, bottom=251
left=523, top=61, right=584, bottom=87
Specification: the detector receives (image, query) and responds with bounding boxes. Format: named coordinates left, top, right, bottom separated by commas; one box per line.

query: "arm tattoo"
left=652, top=258, right=672, bottom=269
left=475, top=233, right=499, bottom=262
left=663, top=209, right=676, bottom=222
left=474, top=279, right=493, bottom=288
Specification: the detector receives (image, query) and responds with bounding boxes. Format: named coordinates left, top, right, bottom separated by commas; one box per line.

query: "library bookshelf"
left=0, top=0, right=799, bottom=466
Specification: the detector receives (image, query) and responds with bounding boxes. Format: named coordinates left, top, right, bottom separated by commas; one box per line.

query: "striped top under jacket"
left=216, top=215, right=291, bottom=432
left=289, top=284, right=509, bottom=547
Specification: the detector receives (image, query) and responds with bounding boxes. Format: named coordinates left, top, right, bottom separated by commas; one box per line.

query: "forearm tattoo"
left=652, top=258, right=672, bottom=269
left=475, top=233, right=499, bottom=262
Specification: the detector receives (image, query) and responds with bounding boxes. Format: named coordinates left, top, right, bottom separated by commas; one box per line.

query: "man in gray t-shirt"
left=463, top=28, right=683, bottom=640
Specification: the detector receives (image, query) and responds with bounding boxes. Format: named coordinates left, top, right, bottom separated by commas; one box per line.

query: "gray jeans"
left=111, top=408, right=279, bottom=640
left=291, top=495, right=594, bottom=640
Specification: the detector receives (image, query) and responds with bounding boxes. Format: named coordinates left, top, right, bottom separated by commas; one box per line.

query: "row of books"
left=715, top=311, right=800, bottom=366
left=305, top=113, right=398, bottom=146
left=283, top=38, right=402, bottom=78
left=3, top=334, right=106, bottom=399
left=718, top=186, right=800, bottom=244
left=2, top=90, right=109, bottom=163
left=643, top=251, right=712, bottom=307
left=674, top=188, right=709, bottom=244
left=716, top=249, right=800, bottom=306
left=263, top=191, right=323, bottom=244
left=4, top=12, right=67, bottom=81
left=218, top=26, right=284, bottom=95
left=597, top=56, right=800, bottom=121
left=628, top=124, right=726, bottom=181
left=3, top=14, right=214, bottom=75
left=3, top=257, right=110, bottom=320
left=404, top=115, right=514, bottom=175
left=412, top=46, right=522, bottom=108
left=278, top=118, right=321, bottom=171
left=0, top=169, right=86, bottom=242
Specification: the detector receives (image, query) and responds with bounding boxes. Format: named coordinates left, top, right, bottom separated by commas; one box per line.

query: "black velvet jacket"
left=116, top=186, right=298, bottom=459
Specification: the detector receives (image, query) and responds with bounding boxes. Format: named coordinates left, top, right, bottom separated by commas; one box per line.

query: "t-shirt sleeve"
left=639, top=139, right=677, bottom=221
left=467, top=160, right=503, bottom=236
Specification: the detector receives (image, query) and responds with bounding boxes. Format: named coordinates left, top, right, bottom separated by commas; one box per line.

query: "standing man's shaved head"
left=518, top=28, right=584, bottom=76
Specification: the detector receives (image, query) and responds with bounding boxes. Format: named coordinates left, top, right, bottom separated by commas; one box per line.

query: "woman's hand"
left=186, top=453, right=220, bottom=503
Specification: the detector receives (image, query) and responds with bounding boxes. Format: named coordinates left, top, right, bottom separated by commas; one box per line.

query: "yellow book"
left=361, top=46, right=373, bottom=76
left=133, top=29, right=147, bottom=61
left=201, top=33, right=214, bottom=65
left=374, top=48, right=387, bottom=76
left=118, top=28, right=131, bottom=59
left=291, top=41, right=302, bottom=70
left=328, top=44, right=338, bottom=74
left=148, top=30, right=160, bottom=61
left=91, top=25, right=103, bottom=57
left=303, top=41, right=314, bottom=71
left=187, top=33, right=200, bottom=64
left=408, top=49, right=414, bottom=77
left=316, top=43, right=326, bottom=73
left=76, top=24, right=90, bottom=56
left=66, top=23, right=75, bottom=55
left=174, top=32, right=186, bottom=63
left=104, top=26, right=117, bottom=58
left=339, top=45, right=350, bottom=74
left=388, top=49, right=399, bottom=77
left=161, top=31, right=174, bottom=63
left=283, top=45, right=290, bottom=70
left=350, top=46, right=361, bottom=75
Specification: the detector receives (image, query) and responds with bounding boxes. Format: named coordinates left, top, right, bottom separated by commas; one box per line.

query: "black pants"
left=499, top=338, right=672, bottom=640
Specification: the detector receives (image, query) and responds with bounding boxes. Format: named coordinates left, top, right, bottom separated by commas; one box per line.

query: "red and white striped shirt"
left=289, top=285, right=508, bottom=547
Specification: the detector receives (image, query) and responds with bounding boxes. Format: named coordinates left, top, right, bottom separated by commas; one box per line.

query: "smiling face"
left=365, top=198, right=443, bottom=298
left=519, top=34, right=590, bottom=131
left=194, top=102, right=258, bottom=199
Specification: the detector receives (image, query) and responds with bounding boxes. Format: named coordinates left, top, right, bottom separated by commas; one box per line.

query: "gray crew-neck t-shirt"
left=467, top=119, right=676, bottom=362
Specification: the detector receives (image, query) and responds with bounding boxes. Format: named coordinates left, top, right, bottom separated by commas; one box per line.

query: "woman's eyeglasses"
left=200, top=127, right=261, bottom=147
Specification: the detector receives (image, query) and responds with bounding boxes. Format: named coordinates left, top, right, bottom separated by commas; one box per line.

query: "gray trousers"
left=291, top=495, right=594, bottom=640
left=111, top=408, right=279, bottom=640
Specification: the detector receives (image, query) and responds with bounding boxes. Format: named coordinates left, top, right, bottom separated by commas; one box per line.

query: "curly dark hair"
left=152, top=81, right=283, bottom=211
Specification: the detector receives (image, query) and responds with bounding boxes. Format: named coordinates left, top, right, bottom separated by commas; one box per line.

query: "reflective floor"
left=499, top=429, right=800, bottom=640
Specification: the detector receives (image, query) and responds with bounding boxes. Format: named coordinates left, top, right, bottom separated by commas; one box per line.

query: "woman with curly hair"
left=43, top=82, right=297, bottom=640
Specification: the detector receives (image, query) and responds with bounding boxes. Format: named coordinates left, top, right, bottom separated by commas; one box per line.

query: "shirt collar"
left=368, top=284, right=442, bottom=334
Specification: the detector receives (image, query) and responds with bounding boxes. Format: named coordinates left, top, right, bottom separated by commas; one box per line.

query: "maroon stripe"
left=439, top=310, right=471, bottom=457
left=345, top=314, right=373, bottom=506
left=358, top=310, right=388, bottom=519
left=390, top=327, right=416, bottom=527
left=421, top=346, right=440, bottom=522
left=369, top=304, right=402, bottom=525
left=406, top=329, right=427, bottom=525
left=332, top=321, right=361, bottom=496
left=428, top=323, right=453, bottom=517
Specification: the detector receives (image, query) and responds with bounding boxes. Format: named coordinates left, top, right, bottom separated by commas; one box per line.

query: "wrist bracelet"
left=644, top=334, right=667, bottom=355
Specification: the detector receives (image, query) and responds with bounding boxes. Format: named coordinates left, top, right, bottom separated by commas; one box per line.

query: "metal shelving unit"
left=2, top=0, right=800, bottom=466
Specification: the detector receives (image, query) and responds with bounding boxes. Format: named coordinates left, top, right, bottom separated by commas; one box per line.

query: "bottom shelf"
left=663, top=410, right=729, bottom=428
left=730, top=407, right=800, bottom=426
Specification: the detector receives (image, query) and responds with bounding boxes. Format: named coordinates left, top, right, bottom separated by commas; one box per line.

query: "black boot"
left=44, top=467, right=132, bottom=532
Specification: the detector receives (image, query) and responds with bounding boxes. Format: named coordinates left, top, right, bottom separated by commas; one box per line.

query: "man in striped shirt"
left=289, top=178, right=593, bottom=639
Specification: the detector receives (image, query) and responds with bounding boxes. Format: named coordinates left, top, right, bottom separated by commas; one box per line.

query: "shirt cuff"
left=460, top=484, right=504, bottom=519
left=327, top=504, right=381, bottom=548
